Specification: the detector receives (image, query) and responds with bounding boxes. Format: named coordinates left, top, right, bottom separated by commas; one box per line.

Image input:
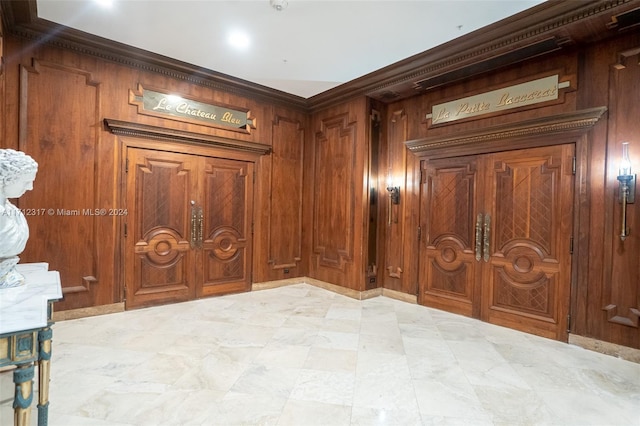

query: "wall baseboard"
left=382, top=288, right=418, bottom=304
left=251, top=277, right=306, bottom=291
left=569, top=334, right=640, bottom=364
left=252, top=277, right=419, bottom=304
left=253, top=276, right=385, bottom=300
left=53, top=302, right=125, bottom=321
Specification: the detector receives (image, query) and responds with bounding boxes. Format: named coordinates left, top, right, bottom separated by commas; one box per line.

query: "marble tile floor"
left=1, top=283, right=639, bottom=426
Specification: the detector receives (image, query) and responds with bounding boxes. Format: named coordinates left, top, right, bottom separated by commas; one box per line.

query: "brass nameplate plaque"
left=129, top=85, right=256, bottom=133
left=429, top=75, right=560, bottom=125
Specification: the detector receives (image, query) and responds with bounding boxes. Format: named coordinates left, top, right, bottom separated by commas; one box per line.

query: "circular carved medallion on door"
left=138, top=229, right=186, bottom=267
left=211, top=227, right=242, bottom=261
left=501, top=242, right=546, bottom=281
left=433, top=237, right=465, bottom=271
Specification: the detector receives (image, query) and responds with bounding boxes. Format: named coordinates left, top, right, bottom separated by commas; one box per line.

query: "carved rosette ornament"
left=0, top=149, right=38, bottom=289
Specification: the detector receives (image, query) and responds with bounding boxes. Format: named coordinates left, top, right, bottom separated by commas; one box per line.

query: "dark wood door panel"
left=125, top=148, right=198, bottom=308
left=199, top=158, right=253, bottom=297
left=482, top=144, right=574, bottom=340
left=420, top=156, right=482, bottom=317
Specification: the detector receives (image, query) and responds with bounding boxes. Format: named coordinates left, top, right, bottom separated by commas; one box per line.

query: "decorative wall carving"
left=385, top=109, right=407, bottom=288
left=18, top=59, right=102, bottom=301
left=268, top=116, right=304, bottom=270
left=603, top=46, right=640, bottom=329
left=313, top=113, right=357, bottom=270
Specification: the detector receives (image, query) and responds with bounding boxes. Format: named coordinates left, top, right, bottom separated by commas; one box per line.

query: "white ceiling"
left=36, top=0, right=545, bottom=98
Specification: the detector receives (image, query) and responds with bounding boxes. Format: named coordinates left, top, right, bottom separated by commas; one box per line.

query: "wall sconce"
left=387, top=185, right=400, bottom=205
left=616, top=142, right=635, bottom=241
left=386, top=185, right=400, bottom=225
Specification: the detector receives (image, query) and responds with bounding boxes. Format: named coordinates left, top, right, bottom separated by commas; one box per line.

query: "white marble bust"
left=0, top=149, right=38, bottom=289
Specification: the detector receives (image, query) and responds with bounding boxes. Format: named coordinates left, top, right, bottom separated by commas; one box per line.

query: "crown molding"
left=2, top=1, right=639, bottom=113
left=1, top=1, right=308, bottom=111
left=308, top=0, right=640, bottom=110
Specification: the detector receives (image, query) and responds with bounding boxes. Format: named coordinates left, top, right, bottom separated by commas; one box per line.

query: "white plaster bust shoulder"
left=0, top=149, right=38, bottom=288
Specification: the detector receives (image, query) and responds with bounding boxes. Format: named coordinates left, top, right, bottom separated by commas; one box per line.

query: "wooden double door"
left=124, top=148, right=254, bottom=309
left=419, top=144, right=574, bottom=340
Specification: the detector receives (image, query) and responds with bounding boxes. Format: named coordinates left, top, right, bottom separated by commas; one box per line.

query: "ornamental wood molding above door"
left=104, top=119, right=271, bottom=156
left=405, top=107, right=607, bottom=158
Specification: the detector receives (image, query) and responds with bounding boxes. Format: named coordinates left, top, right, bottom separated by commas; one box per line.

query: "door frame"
left=406, top=107, right=607, bottom=340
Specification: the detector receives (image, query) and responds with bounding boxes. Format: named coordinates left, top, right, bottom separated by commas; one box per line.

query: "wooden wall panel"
left=252, top=109, right=306, bottom=282
left=599, top=44, right=640, bottom=348
left=314, top=114, right=356, bottom=269
left=384, top=108, right=407, bottom=289
left=306, top=98, right=368, bottom=290
left=574, top=41, right=611, bottom=342
left=383, top=107, right=419, bottom=295
left=572, top=33, right=640, bottom=349
left=269, top=115, right=304, bottom=271
left=17, top=59, right=107, bottom=308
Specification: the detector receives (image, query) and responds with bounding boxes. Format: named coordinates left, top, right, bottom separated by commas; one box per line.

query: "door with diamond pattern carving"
left=419, top=144, right=574, bottom=340
left=125, top=148, right=253, bottom=309
left=419, top=154, right=483, bottom=319
left=199, top=157, right=253, bottom=298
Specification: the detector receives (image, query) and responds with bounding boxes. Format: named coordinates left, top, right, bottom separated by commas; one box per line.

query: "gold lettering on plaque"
left=152, top=97, right=172, bottom=112
left=222, top=111, right=242, bottom=125
left=131, top=85, right=256, bottom=132
left=430, top=75, right=561, bottom=124
left=496, top=86, right=557, bottom=107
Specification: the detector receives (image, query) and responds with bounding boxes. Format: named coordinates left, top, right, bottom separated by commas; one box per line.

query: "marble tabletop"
left=0, top=263, right=62, bottom=335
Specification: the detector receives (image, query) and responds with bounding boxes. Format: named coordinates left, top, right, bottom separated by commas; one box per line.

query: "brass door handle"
left=475, top=213, right=483, bottom=261
left=483, top=214, right=491, bottom=262
left=190, top=201, right=197, bottom=249
left=197, top=207, right=204, bottom=249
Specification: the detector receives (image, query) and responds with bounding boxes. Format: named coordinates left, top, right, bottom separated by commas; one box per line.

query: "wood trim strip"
left=104, top=119, right=272, bottom=155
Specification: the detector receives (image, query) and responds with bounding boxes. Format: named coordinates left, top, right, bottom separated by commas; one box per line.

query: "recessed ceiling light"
left=228, top=31, right=250, bottom=50
left=270, top=0, right=288, bottom=12
left=94, top=0, right=114, bottom=8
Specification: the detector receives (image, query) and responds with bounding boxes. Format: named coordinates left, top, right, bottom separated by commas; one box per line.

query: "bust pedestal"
left=0, top=263, right=62, bottom=426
